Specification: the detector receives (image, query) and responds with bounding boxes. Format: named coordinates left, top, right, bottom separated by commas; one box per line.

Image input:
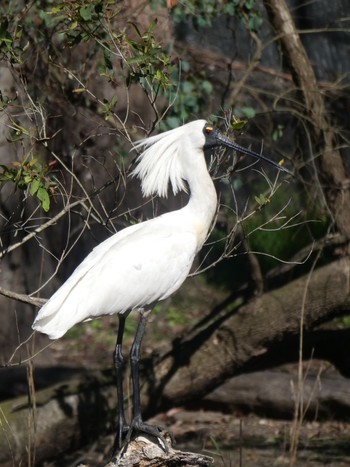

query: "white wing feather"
left=32, top=213, right=197, bottom=339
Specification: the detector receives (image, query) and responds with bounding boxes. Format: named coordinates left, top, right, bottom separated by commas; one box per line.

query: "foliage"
left=0, top=0, right=176, bottom=211
left=0, top=0, right=266, bottom=211
left=152, top=0, right=262, bottom=31
left=0, top=17, right=26, bottom=64
left=0, top=158, right=56, bottom=212
left=159, top=60, right=213, bottom=129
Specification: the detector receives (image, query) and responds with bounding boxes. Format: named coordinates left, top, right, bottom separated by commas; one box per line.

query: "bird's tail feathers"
left=32, top=282, right=83, bottom=339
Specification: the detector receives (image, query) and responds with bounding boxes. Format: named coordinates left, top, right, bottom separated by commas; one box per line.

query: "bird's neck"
left=183, top=158, right=218, bottom=250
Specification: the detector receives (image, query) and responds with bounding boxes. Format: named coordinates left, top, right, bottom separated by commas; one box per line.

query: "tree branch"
left=263, top=0, right=350, bottom=239
left=0, top=286, right=46, bottom=307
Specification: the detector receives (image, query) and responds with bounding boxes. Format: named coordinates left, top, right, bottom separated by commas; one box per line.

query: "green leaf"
left=109, top=95, right=118, bottom=107
left=37, top=187, right=50, bottom=211
left=48, top=6, right=65, bottom=14
left=69, top=21, right=79, bottom=30
left=255, top=193, right=270, bottom=206
left=29, top=178, right=40, bottom=195
left=0, top=165, right=15, bottom=182
left=103, top=48, right=113, bottom=70
left=201, top=80, right=213, bottom=93
left=181, top=60, right=190, bottom=73
left=182, top=81, right=193, bottom=94
left=231, top=119, right=247, bottom=131
left=239, top=107, right=256, bottom=119
left=272, top=124, right=284, bottom=141
left=79, top=5, right=93, bottom=21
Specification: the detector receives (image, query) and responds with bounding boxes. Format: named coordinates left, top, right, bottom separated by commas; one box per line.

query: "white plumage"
left=32, top=119, right=216, bottom=339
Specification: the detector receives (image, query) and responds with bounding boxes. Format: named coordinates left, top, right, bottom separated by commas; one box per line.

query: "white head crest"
left=131, top=120, right=207, bottom=198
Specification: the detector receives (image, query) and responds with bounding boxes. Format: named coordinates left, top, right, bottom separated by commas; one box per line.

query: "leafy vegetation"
left=0, top=158, right=56, bottom=212
left=152, top=0, right=263, bottom=30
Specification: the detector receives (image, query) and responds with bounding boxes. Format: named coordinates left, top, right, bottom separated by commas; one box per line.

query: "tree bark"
left=264, top=0, right=350, bottom=239
left=204, top=370, right=350, bottom=420
left=152, top=257, right=350, bottom=411
left=0, top=370, right=116, bottom=466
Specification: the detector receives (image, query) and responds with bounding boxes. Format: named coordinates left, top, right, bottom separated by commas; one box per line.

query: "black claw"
left=126, top=417, right=162, bottom=439
left=126, top=417, right=169, bottom=451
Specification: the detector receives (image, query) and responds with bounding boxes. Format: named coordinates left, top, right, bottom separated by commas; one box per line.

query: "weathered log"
left=151, top=257, right=350, bottom=412
left=203, top=370, right=350, bottom=421
left=106, top=434, right=214, bottom=467
left=0, top=376, right=215, bottom=466
left=0, top=370, right=116, bottom=466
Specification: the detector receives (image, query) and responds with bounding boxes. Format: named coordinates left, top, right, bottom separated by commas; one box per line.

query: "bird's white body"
left=33, top=120, right=217, bottom=339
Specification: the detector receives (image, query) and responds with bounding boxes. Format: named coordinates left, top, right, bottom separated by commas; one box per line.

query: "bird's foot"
left=126, top=416, right=169, bottom=452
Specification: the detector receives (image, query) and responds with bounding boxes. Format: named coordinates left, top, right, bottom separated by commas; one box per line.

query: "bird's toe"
left=126, top=417, right=170, bottom=451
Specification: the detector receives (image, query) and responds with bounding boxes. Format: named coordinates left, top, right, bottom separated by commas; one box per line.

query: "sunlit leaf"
left=29, top=178, right=40, bottom=195
left=37, top=187, right=50, bottom=211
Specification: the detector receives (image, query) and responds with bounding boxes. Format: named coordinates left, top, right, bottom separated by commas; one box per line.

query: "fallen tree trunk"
left=151, top=257, right=350, bottom=412
left=1, top=258, right=350, bottom=465
left=203, top=370, right=350, bottom=420
left=0, top=370, right=116, bottom=466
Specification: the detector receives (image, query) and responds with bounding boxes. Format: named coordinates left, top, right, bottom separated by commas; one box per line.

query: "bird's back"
left=32, top=211, right=198, bottom=339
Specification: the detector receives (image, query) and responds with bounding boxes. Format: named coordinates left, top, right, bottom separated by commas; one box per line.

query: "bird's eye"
left=205, top=126, right=213, bottom=134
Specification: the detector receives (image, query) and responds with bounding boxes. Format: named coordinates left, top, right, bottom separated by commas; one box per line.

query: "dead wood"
left=106, top=433, right=214, bottom=467
left=2, top=366, right=350, bottom=465
left=203, top=370, right=350, bottom=421
left=151, top=257, right=350, bottom=410
left=0, top=370, right=117, bottom=466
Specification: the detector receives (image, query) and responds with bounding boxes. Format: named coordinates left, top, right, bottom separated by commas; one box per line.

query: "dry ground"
left=39, top=409, right=350, bottom=466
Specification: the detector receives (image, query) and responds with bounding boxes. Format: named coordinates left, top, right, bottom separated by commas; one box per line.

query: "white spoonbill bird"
left=32, top=120, right=291, bottom=449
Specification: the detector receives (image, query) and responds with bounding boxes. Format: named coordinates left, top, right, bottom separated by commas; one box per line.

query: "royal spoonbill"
left=32, top=119, right=291, bottom=449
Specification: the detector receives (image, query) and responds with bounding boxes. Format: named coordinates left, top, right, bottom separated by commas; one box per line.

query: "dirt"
left=38, top=406, right=350, bottom=466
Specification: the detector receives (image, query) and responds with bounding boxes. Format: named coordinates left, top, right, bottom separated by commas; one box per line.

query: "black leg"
left=130, top=308, right=150, bottom=422
left=126, top=308, right=165, bottom=445
left=113, top=314, right=129, bottom=451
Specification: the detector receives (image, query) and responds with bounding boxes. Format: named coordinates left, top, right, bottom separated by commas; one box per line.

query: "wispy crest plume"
left=131, top=126, right=190, bottom=198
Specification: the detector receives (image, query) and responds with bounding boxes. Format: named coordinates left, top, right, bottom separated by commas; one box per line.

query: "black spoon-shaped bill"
left=204, top=126, right=293, bottom=175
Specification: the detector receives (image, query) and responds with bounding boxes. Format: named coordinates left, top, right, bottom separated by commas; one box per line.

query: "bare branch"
left=0, top=286, right=46, bottom=307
